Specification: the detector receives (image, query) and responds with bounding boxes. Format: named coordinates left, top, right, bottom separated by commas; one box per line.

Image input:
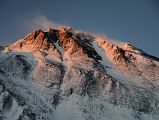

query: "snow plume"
left=95, top=34, right=126, bottom=47
left=27, top=15, right=126, bottom=47
left=28, top=15, right=67, bottom=31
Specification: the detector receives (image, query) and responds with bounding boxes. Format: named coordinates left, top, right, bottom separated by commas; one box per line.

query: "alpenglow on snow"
left=0, top=27, right=159, bottom=120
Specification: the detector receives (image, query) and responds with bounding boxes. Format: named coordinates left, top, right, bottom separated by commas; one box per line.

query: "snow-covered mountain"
left=0, top=27, right=159, bottom=120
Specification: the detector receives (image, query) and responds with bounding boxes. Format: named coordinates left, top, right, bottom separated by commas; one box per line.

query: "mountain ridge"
left=0, top=27, right=159, bottom=120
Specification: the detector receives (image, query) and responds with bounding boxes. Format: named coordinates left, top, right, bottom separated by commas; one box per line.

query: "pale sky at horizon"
left=0, top=0, right=159, bottom=56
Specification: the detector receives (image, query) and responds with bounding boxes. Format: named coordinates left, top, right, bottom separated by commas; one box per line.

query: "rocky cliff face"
left=0, top=27, right=159, bottom=120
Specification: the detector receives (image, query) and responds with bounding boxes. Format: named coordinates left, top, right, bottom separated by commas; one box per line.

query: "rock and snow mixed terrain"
left=0, top=27, right=159, bottom=120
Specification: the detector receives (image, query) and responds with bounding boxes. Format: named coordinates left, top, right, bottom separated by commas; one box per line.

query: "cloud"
left=26, top=15, right=68, bottom=31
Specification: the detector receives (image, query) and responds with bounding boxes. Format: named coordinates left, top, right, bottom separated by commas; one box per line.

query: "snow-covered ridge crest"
left=96, top=36, right=159, bottom=90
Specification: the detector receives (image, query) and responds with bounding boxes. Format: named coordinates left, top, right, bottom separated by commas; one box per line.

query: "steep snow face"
left=0, top=27, right=159, bottom=120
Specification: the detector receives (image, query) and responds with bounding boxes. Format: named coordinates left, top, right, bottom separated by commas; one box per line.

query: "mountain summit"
left=0, top=27, right=159, bottom=120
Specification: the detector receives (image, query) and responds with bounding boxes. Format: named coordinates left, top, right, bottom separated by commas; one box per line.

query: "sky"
left=0, top=0, right=159, bottom=56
